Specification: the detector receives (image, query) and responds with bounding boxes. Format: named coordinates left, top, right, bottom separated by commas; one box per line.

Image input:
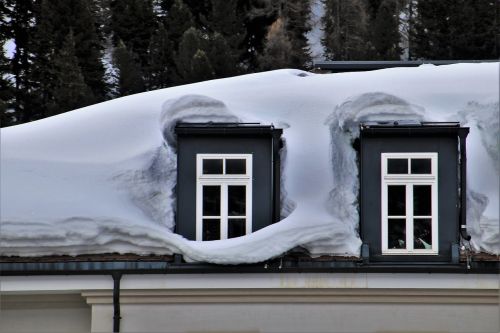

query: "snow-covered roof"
left=1, top=63, right=498, bottom=263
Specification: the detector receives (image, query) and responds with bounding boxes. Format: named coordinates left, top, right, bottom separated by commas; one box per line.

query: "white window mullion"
left=407, top=184, right=414, bottom=252
left=381, top=182, right=388, bottom=252
left=196, top=182, right=202, bottom=241
left=432, top=182, right=439, bottom=252
left=221, top=184, right=228, bottom=239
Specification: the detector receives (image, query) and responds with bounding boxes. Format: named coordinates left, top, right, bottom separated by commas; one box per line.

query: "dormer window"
left=359, top=121, right=469, bottom=263
left=381, top=153, right=438, bottom=254
left=196, top=154, right=252, bottom=240
left=175, top=123, right=282, bottom=241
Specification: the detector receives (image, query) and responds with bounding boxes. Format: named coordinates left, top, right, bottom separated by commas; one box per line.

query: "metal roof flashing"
left=360, top=121, right=468, bottom=136
left=175, top=122, right=282, bottom=136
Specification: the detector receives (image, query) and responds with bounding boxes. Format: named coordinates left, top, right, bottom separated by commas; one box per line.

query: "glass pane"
left=228, top=186, right=246, bottom=216
left=202, top=219, right=220, bottom=241
left=388, top=218, right=406, bottom=249
left=226, top=159, right=246, bottom=174
left=387, top=158, right=408, bottom=174
left=414, top=218, right=432, bottom=249
left=413, top=185, right=431, bottom=216
left=228, top=219, right=246, bottom=238
left=411, top=158, right=431, bottom=174
left=202, top=186, right=220, bottom=216
left=388, top=185, right=406, bottom=216
left=203, top=159, right=223, bottom=174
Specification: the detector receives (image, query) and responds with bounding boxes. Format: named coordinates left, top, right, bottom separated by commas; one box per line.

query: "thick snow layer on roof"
left=1, top=63, right=499, bottom=262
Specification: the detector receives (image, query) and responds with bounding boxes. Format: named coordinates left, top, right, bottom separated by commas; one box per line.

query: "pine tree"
left=371, top=0, right=402, bottom=59
left=208, top=32, right=239, bottom=78
left=0, top=4, right=15, bottom=126
left=202, top=0, right=245, bottom=76
left=190, top=49, right=215, bottom=83
left=165, top=0, right=195, bottom=51
left=281, top=0, right=312, bottom=69
left=1, top=0, right=36, bottom=124
left=409, top=0, right=498, bottom=60
left=409, top=0, right=452, bottom=59
left=50, top=31, right=96, bottom=115
left=25, top=0, right=107, bottom=121
left=71, top=0, right=108, bottom=100
left=258, top=17, right=293, bottom=70
left=322, top=0, right=370, bottom=60
left=242, top=0, right=279, bottom=70
left=113, top=40, right=145, bottom=96
left=175, top=27, right=214, bottom=84
left=146, top=22, right=174, bottom=89
left=110, top=0, right=156, bottom=68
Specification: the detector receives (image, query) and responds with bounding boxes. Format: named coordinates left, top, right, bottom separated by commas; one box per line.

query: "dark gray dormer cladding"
left=175, top=123, right=282, bottom=241
left=359, top=121, right=469, bottom=263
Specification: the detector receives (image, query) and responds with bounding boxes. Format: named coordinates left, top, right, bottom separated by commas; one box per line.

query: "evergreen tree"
left=258, top=17, right=293, bottom=70
left=71, top=0, right=108, bottom=100
left=113, top=40, right=145, bottom=96
left=175, top=27, right=214, bottom=84
left=0, top=4, right=15, bottom=126
left=50, top=31, right=96, bottom=115
left=190, top=49, right=215, bottom=83
left=202, top=0, right=245, bottom=76
left=110, top=0, right=156, bottom=68
left=410, top=0, right=498, bottom=60
left=146, top=22, right=174, bottom=89
left=321, top=0, right=369, bottom=60
left=1, top=0, right=36, bottom=124
left=281, top=0, right=312, bottom=69
left=208, top=32, right=240, bottom=78
left=26, top=0, right=107, bottom=121
left=242, top=0, right=279, bottom=70
left=371, top=0, right=402, bottom=59
left=165, top=0, right=195, bottom=51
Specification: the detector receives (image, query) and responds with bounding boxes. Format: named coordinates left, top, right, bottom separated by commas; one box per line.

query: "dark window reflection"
left=388, top=218, right=406, bottom=249
left=203, top=159, right=223, bottom=174
left=202, top=219, right=220, bottom=241
left=226, top=159, right=246, bottom=174
left=203, top=186, right=220, bottom=216
left=413, top=185, right=431, bottom=216
left=387, top=158, right=408, bottom=174
left=414, top=218, right=432, bottom=249
left=388, top=185, right=406, bottom=216
left=228, top=219, right=246, bottom=238
left=228, top=186, right=246, bottom=216
left=411, top=158, right=431, bottom=174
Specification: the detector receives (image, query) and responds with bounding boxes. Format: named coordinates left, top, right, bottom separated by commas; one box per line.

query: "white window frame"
left=381, top=152, right=438, bottom=255
left=196, top=154, right=252, bottom=241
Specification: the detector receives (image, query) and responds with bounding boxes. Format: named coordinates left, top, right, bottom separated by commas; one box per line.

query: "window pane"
left=388, top=185, right=405, bottom=216
left=411, top=158, right=431, bottom=174
left=226, top=159, right=246, bottom=174
left=228, top=185, right=246, bottom=216
left=387, top=158, right=408, bottom=174
left=388, top=218, right=406, bottom=249
left=413, top=185, right=431, bottom=216
left=202, top=219, right=220, bottom=241
left=228, top=218, right=246, bottom=238
left=202, top=186, right=220, bottom=216
left=203, top=159, right=223, bottom=174
left=414, top=218, right=432, bottom=249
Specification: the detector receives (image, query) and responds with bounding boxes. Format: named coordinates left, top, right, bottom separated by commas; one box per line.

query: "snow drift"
left=1, top=63, right=499, bottom=262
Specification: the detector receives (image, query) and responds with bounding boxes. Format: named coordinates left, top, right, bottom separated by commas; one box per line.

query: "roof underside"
left=313, top=60, right=498, bottom=72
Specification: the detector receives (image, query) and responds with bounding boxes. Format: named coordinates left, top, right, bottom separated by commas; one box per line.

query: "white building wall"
left=1, top=273, right=499, bottom=333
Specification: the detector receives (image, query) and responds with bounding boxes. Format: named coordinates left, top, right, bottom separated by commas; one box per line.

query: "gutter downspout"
left=459, top=129, right=471, bottom=241
left=112, top=272, right=122, bottom=332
